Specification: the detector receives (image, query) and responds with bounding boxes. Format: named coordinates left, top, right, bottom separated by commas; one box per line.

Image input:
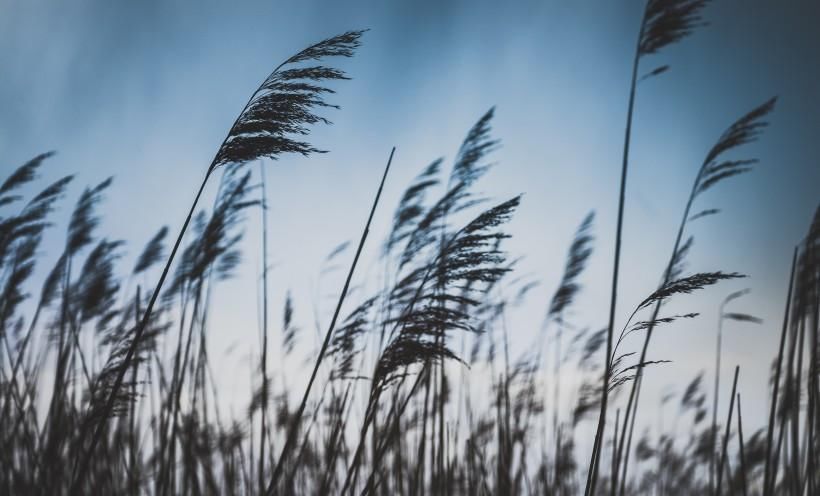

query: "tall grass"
left=0, top=8, right=816, bottom=496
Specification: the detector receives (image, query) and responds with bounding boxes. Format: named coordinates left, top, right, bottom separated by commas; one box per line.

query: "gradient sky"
left=2, top=0, right=819, bottom=442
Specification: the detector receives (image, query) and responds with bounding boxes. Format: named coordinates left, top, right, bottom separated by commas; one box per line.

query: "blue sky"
left=2, top=0, right=818, bottom=439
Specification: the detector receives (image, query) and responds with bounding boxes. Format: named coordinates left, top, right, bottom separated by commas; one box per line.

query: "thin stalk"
left=129, top=286, right=142, bottom=496
left=764, top=248, right=797, bottom=495
left=258, top=159, right=271, bottom=496
left=771, top=316, right=799, bottom=495
left=737, top=393, right=748, bottom=496
left=790, top=317, right=806, bottom=494
left=612, top=408, right=620, bottom=490
left=807, top=276, right=819, bottom=496
left=711, top=298, right=728, bottom=492
left=266, top=147, right=395, bottom=495
left=587, top=9, right=643, bottom=496
left=416, top=365, right=432, bottom=495
left=715, top=366, right=739, bottom=496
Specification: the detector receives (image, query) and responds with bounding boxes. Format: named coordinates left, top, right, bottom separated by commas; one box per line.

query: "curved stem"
left=585, top=12, right=643, bottom=496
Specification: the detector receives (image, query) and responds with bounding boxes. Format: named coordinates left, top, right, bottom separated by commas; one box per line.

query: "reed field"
left=1, top=1, right=818, bottom=495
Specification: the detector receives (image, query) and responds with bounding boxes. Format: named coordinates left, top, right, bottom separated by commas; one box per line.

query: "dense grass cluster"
left=1, top=2, right=818, bottom=495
